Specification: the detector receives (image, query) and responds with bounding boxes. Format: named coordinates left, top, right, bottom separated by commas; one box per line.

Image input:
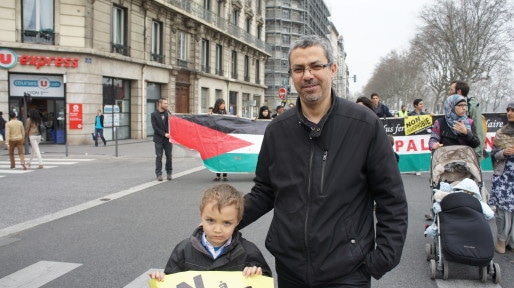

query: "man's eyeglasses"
left=289, top=63, right=332, bottom=76
left=455, top=104, right=467, bottom=108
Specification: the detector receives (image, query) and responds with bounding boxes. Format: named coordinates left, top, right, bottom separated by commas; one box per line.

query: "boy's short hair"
left=200, top=184, right=244, bottom=221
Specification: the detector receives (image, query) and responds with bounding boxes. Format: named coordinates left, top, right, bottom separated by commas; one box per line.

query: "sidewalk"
left=0, top=138, right=199, bottom=159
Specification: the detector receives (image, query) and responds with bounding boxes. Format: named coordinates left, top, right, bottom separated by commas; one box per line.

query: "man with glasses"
left=238, top=35, right=407, bottom=287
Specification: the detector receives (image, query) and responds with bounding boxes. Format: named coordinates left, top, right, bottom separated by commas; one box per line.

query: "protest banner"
left=148, top=271, right=274, bottom=288
left=170, top=113, right=506, bottom=173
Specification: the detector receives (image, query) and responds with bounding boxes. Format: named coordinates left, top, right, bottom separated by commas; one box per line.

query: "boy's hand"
left=148, top=271, right=166, bottom=282
left=242, top=266, right=262, bottom=277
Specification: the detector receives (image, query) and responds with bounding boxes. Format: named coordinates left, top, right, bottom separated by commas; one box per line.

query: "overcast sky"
left=324, top=0, right=431, bottom=95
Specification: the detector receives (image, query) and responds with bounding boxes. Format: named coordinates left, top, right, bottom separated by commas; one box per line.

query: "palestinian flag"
left=170, top=114, right=270, bottom=173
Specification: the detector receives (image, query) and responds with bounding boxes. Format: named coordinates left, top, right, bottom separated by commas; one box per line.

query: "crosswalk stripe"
left=0, top=261, right=82, bottom=288
left=124, top=269, right=163, bottom=288
left=0, top=158, right=94, bottom=176
left=0, top=166, right=58, bottom=172
left=0, top=159, right=94, bottom=163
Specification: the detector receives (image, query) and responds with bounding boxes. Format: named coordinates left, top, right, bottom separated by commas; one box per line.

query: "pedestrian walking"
left=93, top=109, right=107, bottom=147
left=5, top=112, right=26, bottom=170
left=25, top=109, right=44, bottom=169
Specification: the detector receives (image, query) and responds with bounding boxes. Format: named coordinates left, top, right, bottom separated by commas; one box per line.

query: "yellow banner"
left=148, top=271, right=274, bottom=288
left=404, top=115, right=432, bottom=135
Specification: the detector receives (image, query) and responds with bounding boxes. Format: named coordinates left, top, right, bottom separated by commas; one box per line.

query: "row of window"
left=21, top=0, right=263, bottom=83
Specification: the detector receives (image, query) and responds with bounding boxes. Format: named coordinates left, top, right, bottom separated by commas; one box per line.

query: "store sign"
left=69, top=103, right=83, bottom=129
left=9, top=74, right=64, bottom=97
left=0, top=47, right=79, bottom=69
left=0, top=48, right=18, bottom=68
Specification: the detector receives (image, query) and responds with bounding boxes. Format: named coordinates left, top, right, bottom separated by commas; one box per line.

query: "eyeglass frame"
left=455, top=103, right=467, bottom=108
left=288, top=63, right=332, bottom=76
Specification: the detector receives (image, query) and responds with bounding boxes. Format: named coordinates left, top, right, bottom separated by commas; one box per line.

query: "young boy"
left=149, top=184, right=272, bottom=281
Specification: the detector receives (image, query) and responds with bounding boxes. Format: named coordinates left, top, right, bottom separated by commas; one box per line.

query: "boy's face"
left=201, top=201, right=239, bottom=247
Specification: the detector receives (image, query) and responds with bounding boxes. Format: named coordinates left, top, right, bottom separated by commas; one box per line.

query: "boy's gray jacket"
left=240, top=92, right=408, bottom=285
left=164, top=226, right=272, bottom=276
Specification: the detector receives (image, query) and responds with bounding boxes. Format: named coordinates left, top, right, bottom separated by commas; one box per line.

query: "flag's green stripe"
left=204, top=153, right=259, bottom=173
left=204, top=152, right=493, bottom=174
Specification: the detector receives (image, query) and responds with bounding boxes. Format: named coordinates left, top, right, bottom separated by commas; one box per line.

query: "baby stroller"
left=425, top=145, right=500, bottom=283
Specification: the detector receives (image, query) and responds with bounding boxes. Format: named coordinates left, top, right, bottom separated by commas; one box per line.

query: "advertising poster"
left=69, top=103, right=82, bottom=129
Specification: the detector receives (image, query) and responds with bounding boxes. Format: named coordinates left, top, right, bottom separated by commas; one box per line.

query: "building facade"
left=0, top=0, right=270, bottom=145
left=264, top=0, right=349, bottom=106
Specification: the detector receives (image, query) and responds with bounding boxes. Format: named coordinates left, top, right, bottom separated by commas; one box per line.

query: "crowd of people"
left=149, top=34, right=510, bottom=287
left=1, top=33, right=510, bottom=287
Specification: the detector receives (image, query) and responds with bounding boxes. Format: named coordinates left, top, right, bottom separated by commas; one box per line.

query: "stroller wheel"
left=479, top=266, right=487, bottom=283
left=430, top=259, right=437, bottom=279
left=492, top=262, right=501, bottom=284
left=425, top=243, right=433, bottom=261
left=443, top=260, right=449, bottom=280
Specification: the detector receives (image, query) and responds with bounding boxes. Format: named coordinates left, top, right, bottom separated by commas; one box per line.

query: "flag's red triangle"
left=170, top=116, right=253, bottom=160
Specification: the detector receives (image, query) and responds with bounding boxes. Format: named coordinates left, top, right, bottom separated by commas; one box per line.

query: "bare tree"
left=411, top=0, right=514, bottom=112
left=473, top=62, right=513, bottom=112
left=363, top=50, right=425, bottom=111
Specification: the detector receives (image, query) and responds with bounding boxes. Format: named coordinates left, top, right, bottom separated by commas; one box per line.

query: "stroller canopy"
left=431, top=145, right=482, bottom=187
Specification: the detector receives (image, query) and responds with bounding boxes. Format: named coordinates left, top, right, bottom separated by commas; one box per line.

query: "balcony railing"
left=215, top=68, right=224, bottom=76
left=201, top=65, right=210, bottom=73
left=177, top=59, right=188, bottom=68
left=244, top=76, right=250, bottom=82
left=161, top=0, right=271, bottom=54
left=22, top=29, right=55, bottom=45
left=151, top=53, right=165, bottom=63
left=231, top=72, right=238, bottom=79
left=112, top=43, right=130, bottom=56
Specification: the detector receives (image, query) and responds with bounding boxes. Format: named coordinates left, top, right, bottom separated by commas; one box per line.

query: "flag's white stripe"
left=0, top=261, right=81, bottom=288
left=226, top=134, right=263, bottom=154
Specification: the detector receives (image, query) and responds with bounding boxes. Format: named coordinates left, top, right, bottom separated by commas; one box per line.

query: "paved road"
left=0, top=141, right=512, bottom=287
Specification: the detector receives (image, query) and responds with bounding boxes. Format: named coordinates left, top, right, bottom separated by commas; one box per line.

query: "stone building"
left=0, top=0, right=270, bottom=144
left=264, top=0, right=349, bottom=106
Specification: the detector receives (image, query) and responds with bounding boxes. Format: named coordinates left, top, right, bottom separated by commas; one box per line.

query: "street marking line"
left=0, top=162, right=78, bottom=165
left=0, top=260, right=82, bottom=288
left=123, top=269, right=163, bottom=288
left=0, top=166, right=57, bottom=172
left=0, top=166, right=205, bottom=238
left=435, top=279, right=501, bottom=287
left=0, top=170, right=32, bottom=174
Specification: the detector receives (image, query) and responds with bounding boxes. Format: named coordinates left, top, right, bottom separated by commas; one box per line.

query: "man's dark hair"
left=452, top=80, right=469, bottom=97
left=370, top=93, right=379, bottom=99
left=288, top=35, right=335, bottom=65
left=9, top=112, right=16, bottom=119
left=413, top=99, right=423, bottom=107
left=356, top=97, right=374, bottom=111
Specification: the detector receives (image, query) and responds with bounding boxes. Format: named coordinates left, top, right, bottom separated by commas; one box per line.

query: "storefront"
left=8, top=73, right=66, bottom=143
left=0, top=47, right=163, bottom=145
